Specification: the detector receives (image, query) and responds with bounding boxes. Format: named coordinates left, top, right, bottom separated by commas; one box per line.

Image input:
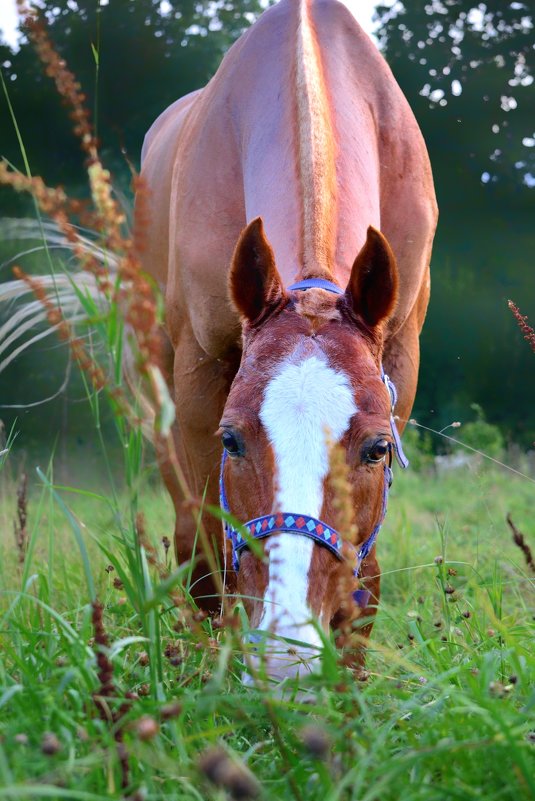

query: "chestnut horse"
left=140, top=0, right=437, bottom=681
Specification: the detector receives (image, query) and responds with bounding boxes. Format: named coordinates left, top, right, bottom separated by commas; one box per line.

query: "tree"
left=0, top=0, right=265, bottom=194
left=375, top=0, right=535, bottom=444
left=0, top=0, right=266, bottom=450
left=376, top=0, right=534, bottom=195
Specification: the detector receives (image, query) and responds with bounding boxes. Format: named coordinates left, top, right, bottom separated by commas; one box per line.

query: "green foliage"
left=375, top=0, right=534, bottom=189
left=400, top=425, right=434, bottom=472
left=459, top=403, right=505, bottom=458
left=374, top=1, right=535, bottom=446
left=0, top=0, right=266, bottom=194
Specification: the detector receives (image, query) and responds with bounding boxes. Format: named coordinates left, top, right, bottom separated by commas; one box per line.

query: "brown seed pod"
left=300, top=724, right=331, bottom=759
left=135, top=716, right=159, bottom=741
left=198, top=747, right=260, bottom=800
left=41, top=732, right=61, bottom=755
left=161, top=701, right=182, bottom=720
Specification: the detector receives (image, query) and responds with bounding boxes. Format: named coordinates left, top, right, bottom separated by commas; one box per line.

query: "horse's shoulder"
left=141, top=89, right=203, bottom=166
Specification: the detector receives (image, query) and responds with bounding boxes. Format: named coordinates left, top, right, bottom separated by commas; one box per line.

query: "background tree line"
left=0, top=0, right=533, bottom=460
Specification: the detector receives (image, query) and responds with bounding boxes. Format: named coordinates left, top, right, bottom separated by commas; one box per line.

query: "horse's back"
left=141, top=0, right=437, bottom=348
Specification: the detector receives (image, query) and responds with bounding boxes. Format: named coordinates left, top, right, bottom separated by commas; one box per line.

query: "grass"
left=0, top=443, right=533, bottom=801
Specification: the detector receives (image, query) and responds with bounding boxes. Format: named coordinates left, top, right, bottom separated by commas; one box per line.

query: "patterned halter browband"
left=219, top=277, right=409, bottom=609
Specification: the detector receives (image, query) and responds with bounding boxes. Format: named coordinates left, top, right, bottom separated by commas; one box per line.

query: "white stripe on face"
left=258, top=353, right=357, bottom=651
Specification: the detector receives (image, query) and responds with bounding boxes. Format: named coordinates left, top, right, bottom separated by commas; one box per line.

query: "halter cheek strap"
left=219, top=277, right=409, bottom=609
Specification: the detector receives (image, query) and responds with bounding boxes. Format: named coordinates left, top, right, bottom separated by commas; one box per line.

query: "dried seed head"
left=77, top=726, right=90, bottom=742
left=128, top=790, right=147, bottom=801
left=161, top=702, right=182, bottom=720
left=41, top=732, right=61, bottom=755
left=434, top=555, right=443, bottom=565
left=327, top=439, right=358, bottom=546
left=14, top=733, right=29, bottom=745
left=138, top=651, right=149, bottom=666
left=300, top=724, right=331, bottom=759
left=462, top=610, right=471, bottom=619
left=14, top=471, right=28, bottom=564
left=135, top=716, right=159, bottom=741
left=198, top=747, right=260, bottom=800
left=508, top=300, right=535, bottom=354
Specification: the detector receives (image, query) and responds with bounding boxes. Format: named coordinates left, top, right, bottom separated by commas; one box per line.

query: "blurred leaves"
left=0, top=0, right=266, bottom=188
left=375, top=0, right=534, bottom=190
left=375, top=1, right=534, bottom=444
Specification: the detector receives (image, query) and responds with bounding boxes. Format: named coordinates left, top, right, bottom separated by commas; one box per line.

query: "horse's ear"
left=230, top=217, right=286, bottom=324
left=345, top=226, right=398, bottom=329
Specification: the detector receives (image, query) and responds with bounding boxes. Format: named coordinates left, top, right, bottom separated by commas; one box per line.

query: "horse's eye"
left=365, top=438, right=390, bottom=464
left=221, top=429, right=244, bottom=457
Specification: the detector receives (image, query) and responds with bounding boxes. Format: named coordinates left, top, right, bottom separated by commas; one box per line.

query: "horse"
left=139, top=0, right=437, bottom=682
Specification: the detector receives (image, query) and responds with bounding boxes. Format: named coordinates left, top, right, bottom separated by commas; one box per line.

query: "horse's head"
left=220, top=218, right=399, bottom=682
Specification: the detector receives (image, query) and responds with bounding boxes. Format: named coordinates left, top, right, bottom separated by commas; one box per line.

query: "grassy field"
left=0, top=440, right=533, bottom=801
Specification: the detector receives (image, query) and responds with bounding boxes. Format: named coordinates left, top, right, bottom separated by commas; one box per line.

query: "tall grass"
left=0, top=5, right=534, bottom=800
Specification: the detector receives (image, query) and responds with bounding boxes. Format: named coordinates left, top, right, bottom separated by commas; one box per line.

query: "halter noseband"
left=219, top=277, right=408, bottom=609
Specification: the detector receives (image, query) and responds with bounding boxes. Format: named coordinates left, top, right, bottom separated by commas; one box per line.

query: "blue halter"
left=219, top=278, right=408, bottom=608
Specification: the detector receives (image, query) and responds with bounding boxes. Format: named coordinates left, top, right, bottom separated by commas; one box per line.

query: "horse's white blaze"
left=258, top=354, right=357, bottom=658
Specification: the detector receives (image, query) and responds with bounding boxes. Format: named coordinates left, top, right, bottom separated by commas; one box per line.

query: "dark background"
left=0, top=0, right=533, bottom=463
